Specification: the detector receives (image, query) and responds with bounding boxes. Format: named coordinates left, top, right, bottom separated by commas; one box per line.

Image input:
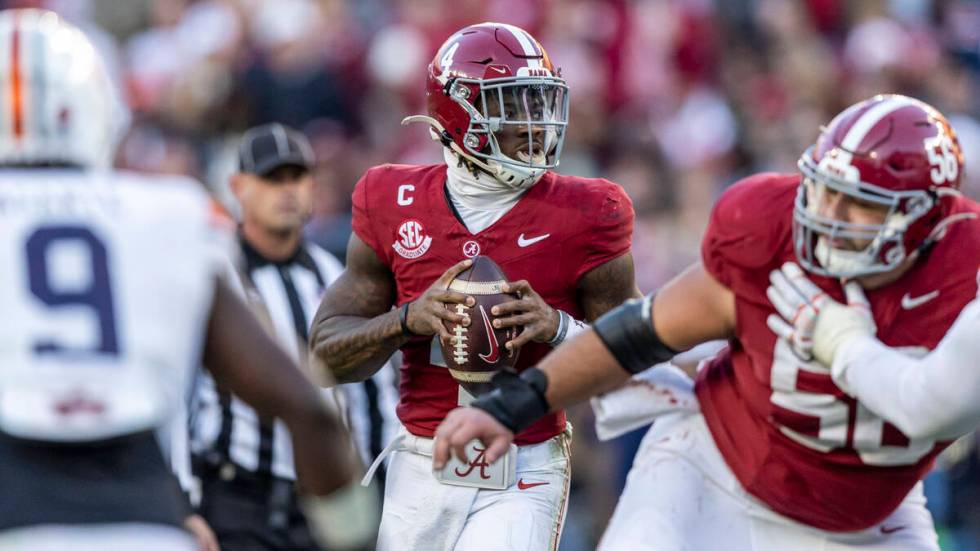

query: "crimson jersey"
left=696, top=173, right=980, bottom=532
left=352, top=164, right=633, bottom=445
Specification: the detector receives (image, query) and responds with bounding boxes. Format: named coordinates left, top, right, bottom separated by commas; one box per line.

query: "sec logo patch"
left=393, top=219, right=432, bottom=259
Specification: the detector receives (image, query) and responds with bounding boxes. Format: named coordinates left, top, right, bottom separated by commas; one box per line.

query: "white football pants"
left=599, top=412, right=940, bottom=551
left=377, top=425, right=572, bottom=551
left=0, top=523, right=196, bottom=550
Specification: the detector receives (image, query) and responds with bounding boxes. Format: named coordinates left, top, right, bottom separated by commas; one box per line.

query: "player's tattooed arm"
left=310, top=233, right=474, bottom=383
left=310, top=234, right=405, bottom=383
left=577, top=252, right=643, bottom=321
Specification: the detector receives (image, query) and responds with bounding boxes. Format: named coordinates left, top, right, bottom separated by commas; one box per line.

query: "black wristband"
left=471, top=368, right=550, bottom=434
left=399, top=302, right=415, bottom=337
left=592, top=294, right=677, bottom=374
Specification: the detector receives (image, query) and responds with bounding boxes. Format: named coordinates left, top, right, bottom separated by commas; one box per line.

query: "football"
left=439, top=255, right=521, bottom=396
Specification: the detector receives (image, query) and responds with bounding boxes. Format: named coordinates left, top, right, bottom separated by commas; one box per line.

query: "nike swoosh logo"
left=517, top=233, right=550, bottom=247
left=478, top=305, right=499, bottom=363
left=517, top=479, right=550, bottom=490
left=489, top=66, right=507, bottom=74
left=880, top=524, right=906, bottom=534
left=901, top=290, right=939, bottom=309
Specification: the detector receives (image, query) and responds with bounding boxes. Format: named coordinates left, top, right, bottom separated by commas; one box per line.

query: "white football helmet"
left=0, top=9, right=128, bottom=169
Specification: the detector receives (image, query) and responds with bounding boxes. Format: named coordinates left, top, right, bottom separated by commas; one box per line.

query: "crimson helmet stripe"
left=10, top=13, right=24, bottom=140
left=498, top=23, right=542, bottom=68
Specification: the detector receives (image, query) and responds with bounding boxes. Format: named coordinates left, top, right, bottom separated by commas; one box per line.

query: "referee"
left=191, top=123, right=397, bottom=550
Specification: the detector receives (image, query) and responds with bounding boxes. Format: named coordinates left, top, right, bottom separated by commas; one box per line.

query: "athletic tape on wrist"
left=547, top=310, right=569, bottom=346
left=547, top=310, right=588, bottom=347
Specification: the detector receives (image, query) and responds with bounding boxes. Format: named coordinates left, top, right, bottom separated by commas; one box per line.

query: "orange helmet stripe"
left=10, top=13, right=24, bottom=140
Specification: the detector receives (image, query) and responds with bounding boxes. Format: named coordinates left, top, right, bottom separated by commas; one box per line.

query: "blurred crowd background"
left=3, top=0, right=977, bottom=548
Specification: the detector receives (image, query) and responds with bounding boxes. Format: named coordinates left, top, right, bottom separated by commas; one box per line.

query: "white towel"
left=591, top=363, right=699, bottom=441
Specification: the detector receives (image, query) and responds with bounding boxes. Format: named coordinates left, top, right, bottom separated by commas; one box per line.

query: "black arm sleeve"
left=592, top=294, right=677, bottom=374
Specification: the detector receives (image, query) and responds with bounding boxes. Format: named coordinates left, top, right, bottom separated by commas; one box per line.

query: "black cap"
left=238, top=123, right=314, bottom=177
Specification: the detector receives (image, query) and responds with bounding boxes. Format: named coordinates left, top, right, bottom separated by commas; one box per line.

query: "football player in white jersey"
left=766, top=262, right=980, bottom=444
left=0, top=9, right=374, bottom=550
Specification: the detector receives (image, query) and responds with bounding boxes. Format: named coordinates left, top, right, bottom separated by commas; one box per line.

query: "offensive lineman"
left=435, top=94, right=980, bottom=550
left=310, top=22, right=640, bottom=551
left=0, top=10, right=373, bottom=550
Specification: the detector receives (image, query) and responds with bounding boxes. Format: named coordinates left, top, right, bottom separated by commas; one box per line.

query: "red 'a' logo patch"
left=454, top=444, right=493, bottom=480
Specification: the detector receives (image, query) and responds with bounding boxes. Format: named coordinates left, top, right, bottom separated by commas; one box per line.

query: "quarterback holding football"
left=310, top=22, right=641, bottom=551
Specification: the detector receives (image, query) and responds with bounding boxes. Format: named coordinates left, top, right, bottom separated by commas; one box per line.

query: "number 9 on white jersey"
left=0, top=170, right=231, bottom=443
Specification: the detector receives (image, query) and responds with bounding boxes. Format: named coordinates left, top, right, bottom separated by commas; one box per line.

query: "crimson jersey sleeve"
left=701, top=173, right=798, bottom=289
left=573, top=181, right=635, bottom=282
left=351, top=167, right=387, bottom=264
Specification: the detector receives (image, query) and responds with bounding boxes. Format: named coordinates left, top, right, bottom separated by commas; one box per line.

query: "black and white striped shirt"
left=191, top=236, right=398, bottom=481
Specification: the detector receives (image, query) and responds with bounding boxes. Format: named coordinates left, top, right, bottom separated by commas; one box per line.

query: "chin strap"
left=912, top=211, right=978, bottom=259
left=401, top=115, right=497, bottom=175
left=401, top=115, right=452, bottom=145
left=401, top=115, right=542, bottom=190
left=912, top=186, right=976, bottom=255
left=925, top=211, right=977, bottom=242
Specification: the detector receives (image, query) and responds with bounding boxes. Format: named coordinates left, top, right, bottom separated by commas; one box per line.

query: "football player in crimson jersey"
left=434, top=94, right=980, bottom=550
left=310, top=22, right=640, bottom=551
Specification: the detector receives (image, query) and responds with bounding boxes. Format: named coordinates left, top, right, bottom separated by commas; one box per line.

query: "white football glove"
left=766, top=262, right=876, bottom=378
